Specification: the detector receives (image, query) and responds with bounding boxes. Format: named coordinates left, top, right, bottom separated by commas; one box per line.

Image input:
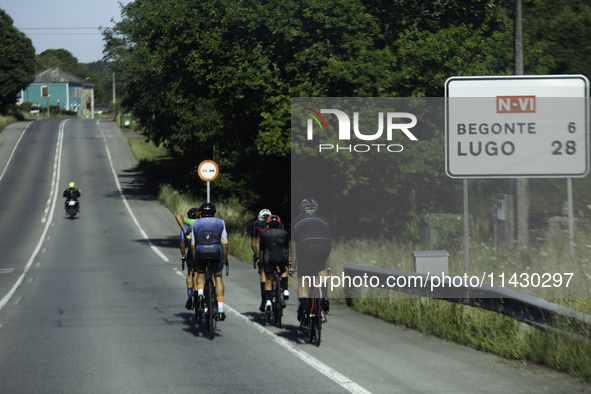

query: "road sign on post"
left=445, top=75, right=589, bottom=178
left=198, top=160, right=219, bottom=203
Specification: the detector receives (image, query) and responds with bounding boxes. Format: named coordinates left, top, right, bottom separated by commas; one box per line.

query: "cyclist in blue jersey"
left=190, top=202, right=229, bottom=321
left=179, top=207, right=200, bottom=310
left=292, top=199, right=331, bottom=324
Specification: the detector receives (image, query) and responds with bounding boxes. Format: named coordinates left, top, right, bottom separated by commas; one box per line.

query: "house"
left=18, top=68, right=95, bottom=119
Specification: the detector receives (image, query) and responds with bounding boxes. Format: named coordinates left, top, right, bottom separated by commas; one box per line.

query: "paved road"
left=0, top=119, right=588, bottom=393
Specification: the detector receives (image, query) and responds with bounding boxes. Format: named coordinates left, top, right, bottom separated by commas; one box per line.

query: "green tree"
left=102, top=0, right=564, bottom=237
left=527, top=0, right=591, bottom=79
left=103, top=0, right=396, bottom=210
left=85, top=60, right=115, bottom=103
left=0, top=9, right=36, bottom=114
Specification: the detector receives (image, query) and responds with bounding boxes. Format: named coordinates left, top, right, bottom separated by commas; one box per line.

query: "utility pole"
left=112, top=72, right=116, bottom=103
left=514, top=0, right=528, bottom=246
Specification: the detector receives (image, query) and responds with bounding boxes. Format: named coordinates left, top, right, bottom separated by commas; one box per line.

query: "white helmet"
left=258, top=209, right=272, bottom=220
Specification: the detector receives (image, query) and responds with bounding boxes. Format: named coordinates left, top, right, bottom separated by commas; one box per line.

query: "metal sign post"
left=463, top=179, right=469, bottom=276
left=197, top=160, right=219, bottom=203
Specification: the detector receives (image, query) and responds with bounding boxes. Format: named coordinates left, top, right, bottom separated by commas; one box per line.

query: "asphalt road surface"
left=0, top=119, right=589, bottom=393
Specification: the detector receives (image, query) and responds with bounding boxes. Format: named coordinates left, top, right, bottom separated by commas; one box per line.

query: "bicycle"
left=301, top=282, right=322, bottom=346
left=195, top=256, right=229, bottom=340
left=297, top=260, right=324, bottom=347
left=265, top=262, right=290, bottom=328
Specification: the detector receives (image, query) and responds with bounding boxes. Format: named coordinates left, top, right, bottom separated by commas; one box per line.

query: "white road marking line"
left=98, top=123, right=169, bottom=263
left=225, top=305, right=373, bottom=394
left=0, top=122, right=32, bottom=183
left=0, top=120, right=67, bottom=311
left=26, top=277, right=33, bottom=284
left=176, top=271, right=185, bottom=278
left=13, top=297, right=21, bottom=305
left=0, top=268, right=14, bottom=274
left=35, top=262, right=41, bottom=267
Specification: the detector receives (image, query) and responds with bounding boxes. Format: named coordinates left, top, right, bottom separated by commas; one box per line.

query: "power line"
left=17, top=27, right=101, bottom=30
left=26, top=33, right=102, bottom=36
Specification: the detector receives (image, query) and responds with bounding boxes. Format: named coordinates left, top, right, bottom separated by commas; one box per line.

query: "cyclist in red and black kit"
left=259, top=215, right=290, bottom=312
left=252, top=209, right=272, bottom=311
left=292, top=198, right=331, bottom=323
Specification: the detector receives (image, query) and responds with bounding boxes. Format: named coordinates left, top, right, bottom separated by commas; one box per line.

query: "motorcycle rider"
left=63, top=182, right=81, bottom=213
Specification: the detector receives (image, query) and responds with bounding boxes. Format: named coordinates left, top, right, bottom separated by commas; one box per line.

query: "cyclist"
left=190, top=202, right=229, bottom=321
left=291, top=198, right=331, bottom=324
left=62, top=182, right=81, bottom=213
left=252, top=208, right=272, bottom=311
left=175, top=207, right=200, bottom=231
left=259, top=215, right=290, bottom=313
left=180, top=207, right=200, bottom=310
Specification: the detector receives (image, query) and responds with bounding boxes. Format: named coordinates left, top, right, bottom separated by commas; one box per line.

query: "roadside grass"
left=0, top=115, right=17, bottom=132
left=126, top=131, right=591, bottom=382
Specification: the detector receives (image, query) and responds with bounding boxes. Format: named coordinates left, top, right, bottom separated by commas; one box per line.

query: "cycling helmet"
left=69, top=182, right=75, bottom=188
left=258, top=208, right=272, bottom=220
left=299, top=198, right=318, bottom=214
left=187, top=207, right=199, bottom=220
left=266, top=215, right=281, bottom=228
left=198, top=202, right=216, bottom=217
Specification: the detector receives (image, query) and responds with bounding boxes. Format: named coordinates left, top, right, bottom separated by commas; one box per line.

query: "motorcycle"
left=66, top=199, right=79, bottom=219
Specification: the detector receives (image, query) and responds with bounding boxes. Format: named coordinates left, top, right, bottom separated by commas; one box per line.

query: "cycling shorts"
left=297, top=238, right=331, bottom=277
left=195, top=244, right=223, bottom=274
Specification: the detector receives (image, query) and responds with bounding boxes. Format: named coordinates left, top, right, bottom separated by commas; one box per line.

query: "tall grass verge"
left=0, top=116, right=17, bottom=132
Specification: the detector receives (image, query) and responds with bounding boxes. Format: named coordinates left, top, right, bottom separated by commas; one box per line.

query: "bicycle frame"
left=266, top=264, right=284, bottom=328
left=193, top=257, right=218, bottom=339
left=300, top=273, right=322, bottom=346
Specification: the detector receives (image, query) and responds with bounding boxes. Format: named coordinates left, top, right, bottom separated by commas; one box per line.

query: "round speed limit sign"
left=198, top=160, right=219, bottom=182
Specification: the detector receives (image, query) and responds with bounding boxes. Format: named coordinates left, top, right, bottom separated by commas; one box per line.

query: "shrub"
left=19, top=102, right=32, bottom=112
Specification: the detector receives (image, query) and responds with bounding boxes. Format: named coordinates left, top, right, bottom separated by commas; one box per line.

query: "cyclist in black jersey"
left=259, top=215, right=290, bottom=312
left=179, top=207, right=199, bottom=310
left=251, top=209, right=272, bottom=311
left=292, top=199, right=331, bottom=323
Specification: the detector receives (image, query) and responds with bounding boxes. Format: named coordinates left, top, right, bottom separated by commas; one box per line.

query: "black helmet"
left=299, top=198, right=318, bottom=214
left=266, top=215, right=281, bottom=228
left=187, top=207, right=199, bottom=220
left=198, top=202, right=216, bottom=217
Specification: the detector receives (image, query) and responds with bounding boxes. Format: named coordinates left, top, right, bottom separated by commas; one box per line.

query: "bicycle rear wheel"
left=308, top=299, right=317, bottom=344
left=315, top=303, right=321, bottom=346
left=194, top=294, right=202, bottom=323
left=204, top=283, right=210, bottom=332
left=274, top=276, right=282, bottom=328
left=207, top=279, right=215, bottom=339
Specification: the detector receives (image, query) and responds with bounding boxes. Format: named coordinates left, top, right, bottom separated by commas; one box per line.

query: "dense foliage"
left=102, top=0, right=591, bottom=237
left=84, top=61, right=116, bottom=104
left=0, top=9, right=36, bottom=114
